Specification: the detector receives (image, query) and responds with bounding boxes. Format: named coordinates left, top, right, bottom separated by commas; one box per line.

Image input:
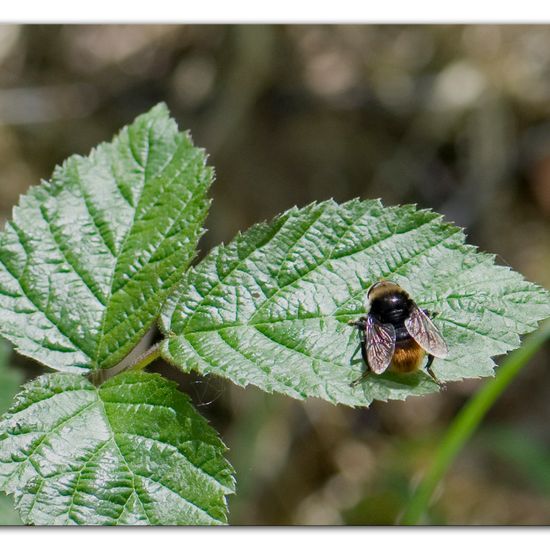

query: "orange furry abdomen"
left=390, top=340, right=425, bottom=373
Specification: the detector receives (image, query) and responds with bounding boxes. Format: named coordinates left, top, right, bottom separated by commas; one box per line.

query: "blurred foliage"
left=401, top=322, right=550, bottom=525
left=0, top=340, right=22, bottom=525
left=479, top=425, right=550, bottom=497
left=0, top=24, right=549, bottom=525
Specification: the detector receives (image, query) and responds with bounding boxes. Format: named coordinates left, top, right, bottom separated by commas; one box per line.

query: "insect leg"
left=426, top=353, right=434, bottom=370
left=351, top=369, right=370, bottom=387
left=351, top=323, right=371, bottom=387
left=348, top=317, right=367, bottom=330
left=423, top=309, right=440, bottom=319
left=359, top=332, right=369, bottom=368
left=425, top=354, right=446, bottom=389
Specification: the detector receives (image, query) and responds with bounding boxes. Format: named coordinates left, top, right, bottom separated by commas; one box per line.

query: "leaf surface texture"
left=0, top=372, right=234, bottom=525
left=161, top=200, right=550, bottom=406
left=0, top=104, right=212, bottom=372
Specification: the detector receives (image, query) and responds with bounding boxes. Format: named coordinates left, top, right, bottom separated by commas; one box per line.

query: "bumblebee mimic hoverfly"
left=349, top=280, right=448, bottom=386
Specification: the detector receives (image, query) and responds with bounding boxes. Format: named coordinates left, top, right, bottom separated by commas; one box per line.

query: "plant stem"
left=128, top=342, right=162, bottom=372
left=400, top=320, right=550, bottom=525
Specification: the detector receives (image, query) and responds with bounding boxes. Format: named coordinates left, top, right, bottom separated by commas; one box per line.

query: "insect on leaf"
left=0, top=103, right=213, bottom=373
left=160, top=199, right=550, bottom=407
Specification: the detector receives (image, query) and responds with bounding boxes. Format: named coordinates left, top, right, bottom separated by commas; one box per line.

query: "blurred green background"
left=0, top=24, right=549, bottom=525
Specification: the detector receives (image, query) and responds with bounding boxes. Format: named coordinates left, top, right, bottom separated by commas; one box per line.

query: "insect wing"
left=366, top=315, right=396, bottom=374
left=405, top=305, right=448, bottom=358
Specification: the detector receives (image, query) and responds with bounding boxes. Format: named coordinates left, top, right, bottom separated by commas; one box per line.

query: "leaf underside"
left=0, top=372, right=234, bottom=525
left=160, top=199, right=550, bottom=407
left=0, top=103, right=213, bottom=373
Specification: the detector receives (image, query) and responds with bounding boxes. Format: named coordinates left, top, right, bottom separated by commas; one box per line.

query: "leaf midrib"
left=4, top=380, right=226, bottom=525
left=176, top=217, right=460, bottom=335
left=93, top=122, right=155, bottom=369
left=99, top=384, right=226, bottom=524
left=101, top=403, right=224, bottom=524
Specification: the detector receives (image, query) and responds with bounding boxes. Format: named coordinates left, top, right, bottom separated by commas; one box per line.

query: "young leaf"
left=0, top=104, right=212, bottom=373
left=160, top=199, right=550, bottom=407
left=0, top=371, right=235, bottom=525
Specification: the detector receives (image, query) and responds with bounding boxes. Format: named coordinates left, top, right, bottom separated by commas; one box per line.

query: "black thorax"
left=369, top=292, right=413, bottom=342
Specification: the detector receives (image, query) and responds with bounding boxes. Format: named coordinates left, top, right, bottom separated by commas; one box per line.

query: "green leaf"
left=0, top=339, right=23, bottom=525
left=160, top=199, right=550, bottom=407
left=0, top=103, right=212, bottom=373
left=0, top=371, right=234, bottom=525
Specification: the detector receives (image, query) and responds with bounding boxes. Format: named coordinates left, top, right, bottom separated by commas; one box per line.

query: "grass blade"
left=400, top=319, right=550, bottom=525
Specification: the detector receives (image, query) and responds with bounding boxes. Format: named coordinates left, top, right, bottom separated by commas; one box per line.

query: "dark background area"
left=0, top=24, right=549, bottom=525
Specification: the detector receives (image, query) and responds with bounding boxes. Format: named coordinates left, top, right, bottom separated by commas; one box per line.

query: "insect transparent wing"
left=366, top=315, right=396, bottom=374
left=405, top=305, right=449, bottom=358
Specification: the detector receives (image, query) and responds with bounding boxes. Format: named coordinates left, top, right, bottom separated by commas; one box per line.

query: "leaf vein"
left=116, top=432, right=228, bottom=492
left=0, top=240, right=91, bottom=362
left=38, top=204, right=107, bottom=308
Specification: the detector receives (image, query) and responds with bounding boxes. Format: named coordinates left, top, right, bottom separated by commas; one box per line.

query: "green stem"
left=128, top=342, right=162, bottom=372
left=400, top=320, right=550, bottom=525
